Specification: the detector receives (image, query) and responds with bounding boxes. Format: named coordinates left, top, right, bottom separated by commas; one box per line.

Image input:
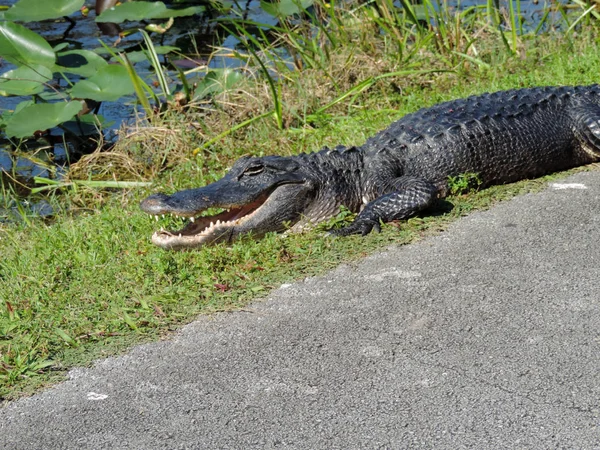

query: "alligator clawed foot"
left=327, top=220, right=381, bottom=237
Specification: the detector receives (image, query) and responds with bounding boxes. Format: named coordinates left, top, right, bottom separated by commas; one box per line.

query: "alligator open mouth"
left=148, top=192, right=272, bottom=249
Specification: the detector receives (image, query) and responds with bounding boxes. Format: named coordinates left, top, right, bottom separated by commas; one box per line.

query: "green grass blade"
left=55, top=328, right=79, bottom=347
left=96, top=39, right=155, bottom=113
left=140, top=29, right=171, bottom=98
left=396, top=0, right=423, bottom=31
left=508, top=0, right=518, bottom=54
left=534, top=8, right=551, bottom=34
left=570, top=0, right=600, bottom=20
left=565, top=5, right=597, bottom=35
left=119, top=52, right=155, bottom=117
left=452, top=51, right=491, bottom=69
left=174, top=64, right=192, bottom=101
left=247, top=47, right=283, bottom=129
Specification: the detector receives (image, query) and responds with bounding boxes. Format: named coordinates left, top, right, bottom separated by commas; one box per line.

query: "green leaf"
left=96, top=1, right=204, bottom=23
left=4, top=101, right=83, bottom=138
left=69, top=65, right=134, bottom=102
left=54, top=328, right=79, bottom=347
left=193, top=69, right=244, bottom=100
left=0, top=21, right=55, bottom=67
left=2, top=0, right=84, bottom=22
left=26, top=359, right=54, bottom=372
left=55, top=50, right=108, bottom=78
left=260, top=0, right=314, bottom=18
left=13, top=99, right=34, bottom=113
left=53, top=42, right=69, bottom=53
left=140, top=29, right=170, bottom=97
left=121, top=312, right=138, bottom=331
left=38, top=91, right=66, bottom=101
left=118, top=52, right=154, bottom=117
left=0, top=64, right=52, bottom=96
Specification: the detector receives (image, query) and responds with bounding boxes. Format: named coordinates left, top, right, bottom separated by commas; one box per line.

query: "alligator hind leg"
left=330, top=177, right=439, bottom=236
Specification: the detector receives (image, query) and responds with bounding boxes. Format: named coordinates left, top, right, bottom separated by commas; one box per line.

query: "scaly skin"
left=141, top=85, right=600, bottom=249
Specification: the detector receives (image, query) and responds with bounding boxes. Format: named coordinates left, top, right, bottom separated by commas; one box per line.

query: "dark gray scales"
left=141, top=84, right=600, bottom=249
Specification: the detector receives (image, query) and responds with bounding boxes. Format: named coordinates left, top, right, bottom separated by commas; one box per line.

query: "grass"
left=2, top=0, right=600, bottom=400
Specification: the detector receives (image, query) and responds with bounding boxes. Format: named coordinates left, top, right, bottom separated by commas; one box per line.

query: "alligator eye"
left=244, top=165, right=264, bottom=176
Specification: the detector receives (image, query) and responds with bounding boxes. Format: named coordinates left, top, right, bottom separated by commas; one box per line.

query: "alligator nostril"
left=140, top=193, right=171, bottom=213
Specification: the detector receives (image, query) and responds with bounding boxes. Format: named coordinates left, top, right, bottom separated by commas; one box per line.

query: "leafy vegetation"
left=0, top=0, right=219, bottom=139
left=1, top=0, right=600, bottom=400
left=448, top=173, right=483, bottom=196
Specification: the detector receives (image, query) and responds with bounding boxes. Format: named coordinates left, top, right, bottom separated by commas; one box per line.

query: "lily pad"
left=193, top=69, right=244, bottom=100
left=260, top=0, right=314, bottom=18
left=0, top=21, right=55, bottom=67
left=55, top=50, right=108, bottom=78
left=4, top=101, right=83, bottom=138
left=1, top=0, right=84, bottom=22
left=38, top=91, right=67, bottom=101
left=96, top=1, right=204, bottom=23
left=69, top=65, right=134, bottom=102
left=13, top=99, right=35, bottom=114
left=0, top=65, right=52, bottom=96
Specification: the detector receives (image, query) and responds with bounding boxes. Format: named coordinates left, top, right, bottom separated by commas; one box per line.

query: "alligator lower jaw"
left=151, top=221, right=232, bottom=249
left=149, top=195, right=268, bottom=250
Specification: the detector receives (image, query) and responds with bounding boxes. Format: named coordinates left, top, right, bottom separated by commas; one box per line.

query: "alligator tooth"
left=210, top=221, right=214, bottom=228
left=178, top=233, right=182, bottom=238
left=161, top=214, right=165, bottom=218
left=216, top=220, right=221, bottom=225
left=154, top=215, right=159, bottom=222
left=190, top=217, right=195, bottom=222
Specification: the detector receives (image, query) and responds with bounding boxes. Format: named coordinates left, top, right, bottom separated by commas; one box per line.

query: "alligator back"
left=362, top=85, right=600, bottom=190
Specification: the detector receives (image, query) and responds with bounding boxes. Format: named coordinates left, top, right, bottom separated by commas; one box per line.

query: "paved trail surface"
left=2, top=172, right=600, bottom=449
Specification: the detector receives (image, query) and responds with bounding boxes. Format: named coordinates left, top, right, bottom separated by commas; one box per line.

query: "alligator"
left=141, top=84, right=600, bottom=250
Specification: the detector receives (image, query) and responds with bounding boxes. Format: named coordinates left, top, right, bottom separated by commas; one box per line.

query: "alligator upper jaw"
left=149, top=193, right=270, bottom=250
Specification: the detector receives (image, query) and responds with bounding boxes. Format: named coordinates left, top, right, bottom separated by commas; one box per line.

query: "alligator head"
left=140, top=155, right=316, bottom=250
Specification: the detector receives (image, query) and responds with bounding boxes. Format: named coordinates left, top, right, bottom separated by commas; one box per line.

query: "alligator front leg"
left=331, top=177, right=439, bottom=236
